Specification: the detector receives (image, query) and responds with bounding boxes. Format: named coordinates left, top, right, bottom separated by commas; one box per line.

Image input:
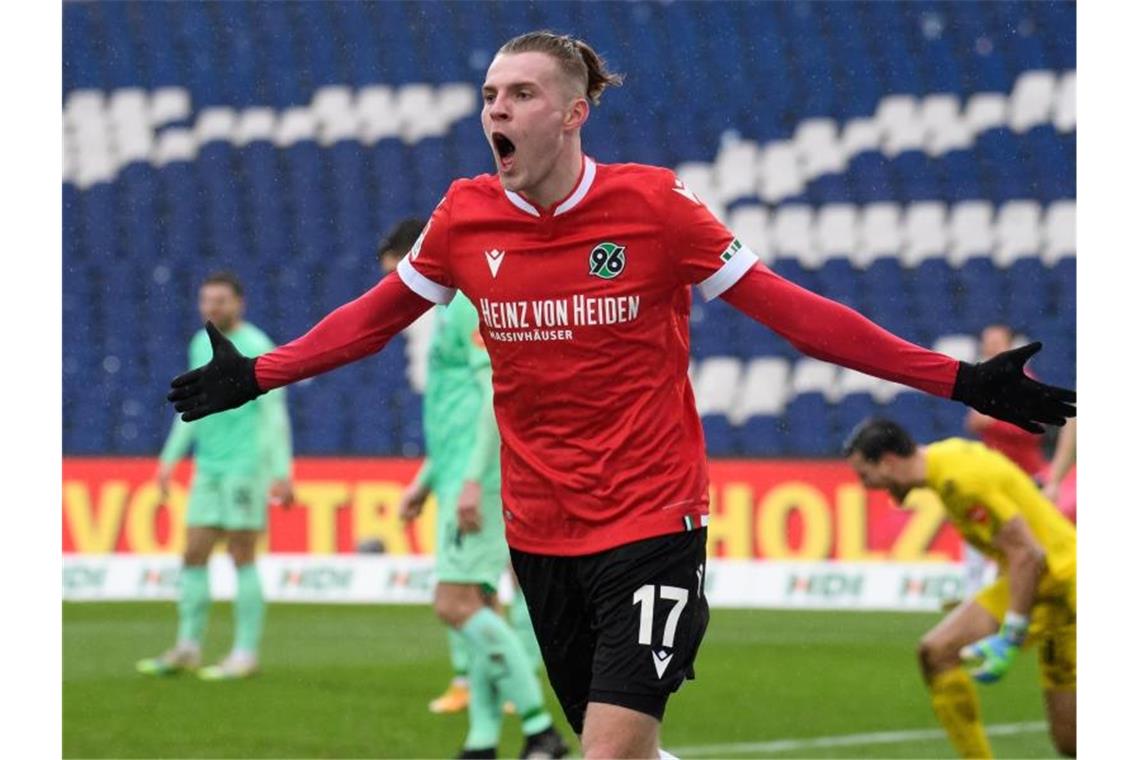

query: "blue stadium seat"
left=784, top=394, right=834, bottom=457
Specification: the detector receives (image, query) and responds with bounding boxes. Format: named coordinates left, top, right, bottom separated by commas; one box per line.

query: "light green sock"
left=233, top=564, right=265, bottom=656
left=508, top=593, right=543, bottom=671
left=448, top=627, right=470, bottom=680
left=461, top=607, right=553, bottom=737
left=176, top=565, right=210, bottom=645
left=462, top=638, right=502, bottom=751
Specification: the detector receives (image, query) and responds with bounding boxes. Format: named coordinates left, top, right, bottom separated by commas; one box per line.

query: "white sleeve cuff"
left=696, top=242, right=760, bottom=301
left=397, top=256, right=456, bottom=305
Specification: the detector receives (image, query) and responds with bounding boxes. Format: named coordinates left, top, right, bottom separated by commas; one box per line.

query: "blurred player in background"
left=138, top=272, right=293, bottom=680
left=381, top=220, right=566, bottom=758
left=168, top=32, right=1074, bottom=757
left=845, top=419, right=1075, bottom=759
left=1043, top=419, right=1076, bottom=516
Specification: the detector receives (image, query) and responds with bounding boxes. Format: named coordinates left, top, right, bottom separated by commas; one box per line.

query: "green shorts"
left=434, top=485, right=509, bottom=591
left=186, top=472, right=268, bottom=532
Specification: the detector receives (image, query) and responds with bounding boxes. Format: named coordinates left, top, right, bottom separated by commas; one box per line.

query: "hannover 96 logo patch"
left=589, top=242, right=626, bottom=279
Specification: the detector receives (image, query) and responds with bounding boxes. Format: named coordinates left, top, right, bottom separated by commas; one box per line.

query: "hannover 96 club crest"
left=588, top=242, right=626, bottom=280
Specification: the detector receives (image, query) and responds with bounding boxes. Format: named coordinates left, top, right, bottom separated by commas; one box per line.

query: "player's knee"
left=917, top=636, right=951, bottom=677
left=581, top=737, right=654, bottom=760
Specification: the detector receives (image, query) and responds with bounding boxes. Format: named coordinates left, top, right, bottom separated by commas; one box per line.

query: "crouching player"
left=844, top=418, right=1075, bottom=758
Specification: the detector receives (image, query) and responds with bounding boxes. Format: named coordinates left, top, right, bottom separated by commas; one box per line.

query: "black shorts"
left=511, top=528, right=710, bottom=734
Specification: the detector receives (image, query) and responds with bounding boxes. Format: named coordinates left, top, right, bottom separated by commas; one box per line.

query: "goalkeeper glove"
left=167, top=322, right=264, bottom=422
left=959, top=612, right=1029, bottom=684
left=951, top=342, right=1076, bottom=434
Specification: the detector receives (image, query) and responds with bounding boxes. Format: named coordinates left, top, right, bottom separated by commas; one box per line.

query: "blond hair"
left=498, top=30, right=624, bottom=105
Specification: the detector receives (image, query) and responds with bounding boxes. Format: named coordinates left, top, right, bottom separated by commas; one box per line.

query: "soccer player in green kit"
left=379, top=221, right=566, bottom=759
left=137, top=272, right=293, bottom=680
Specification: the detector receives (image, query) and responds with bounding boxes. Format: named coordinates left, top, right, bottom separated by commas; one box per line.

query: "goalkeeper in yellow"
left=844, top=418, right=1075, bottom=758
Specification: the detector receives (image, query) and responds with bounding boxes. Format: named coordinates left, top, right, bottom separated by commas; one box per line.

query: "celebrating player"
left=844, top=418, right=1075, bottom=759
left=138, top=272, right=293, bottom=680
left=165, top=32, right=1075, bottom=757
left=380, top=220, right=566, bottom=758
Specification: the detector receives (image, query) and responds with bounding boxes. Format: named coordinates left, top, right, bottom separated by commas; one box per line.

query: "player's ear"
left=565, top=96, right=589, bottom=130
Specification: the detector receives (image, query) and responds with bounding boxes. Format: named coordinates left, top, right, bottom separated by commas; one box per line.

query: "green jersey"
left=417, top=293, right=499, bottom=495
left=159, top=322, right=292, bottom=479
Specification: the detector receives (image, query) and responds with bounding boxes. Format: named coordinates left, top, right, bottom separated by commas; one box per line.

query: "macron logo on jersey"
left=652, top=649, right=673, bottom=678
left=672, top=177, right=701, bottom=205
left=485, top=249, right=505, bottom=278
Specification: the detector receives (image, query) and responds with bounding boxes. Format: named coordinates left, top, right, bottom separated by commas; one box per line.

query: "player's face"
left=379, top=251, right=401, bottom=275
left=481, top=52, right=579, bottom=194
left=847, top=451, right=895, bottom=490
left=979, top=327, right=1013, bottom=360
left=198, top=283, right=243, bottom=332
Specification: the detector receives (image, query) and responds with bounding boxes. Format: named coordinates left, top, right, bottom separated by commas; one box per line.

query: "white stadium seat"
left=730, top=358, right=791, bottom=423
left=994, top=200, right=1042, bottom=265
left=153, top=128, right=198, bottom=166
left=835, top=367, right=883, bottom=399
left=397, top=84, right=448, bottom=141
left=727, top=205, right=771, bottom=262
left=312, top=86, right=358, bottom=145
left=714, top=138, right=760, bottom=205
left=195, top=107, right=237, bottom=144
left=676, top=163, right=716, bottom=206
left=1054, top=71, right=1076, bottom=132
left=357, top=85, right=400, bottom=142
left=771, top=205, right=816, bottom=265
left=149, top=87, right=191, bottom=126
left=856, top=203, right=903, bottom=264
left=235, top=108, right=277, bottom=146
left=274, top=107, right=318, bottom=147
left=964, top=93, right=1008, bottom=135
left=1042, top=201, right=1076, bottom=264
left=921, top=94, right=971, bottom=155
left=794, top=118, right=845, bottom=179
left=948, top=201, right=995, bottom=264
left=437, top=83, right=478, bottom=121
left=933, top=334, right=978, bottom=363
left=65, top=90, right=105, bottom=129
left=840, top=117, right=881, bottom=160
left=901, top=202, right=949, bottom=266
left=791, top=358, right=838, bottom=400
left=876, top=95, right=923, bottom=157
left=694, top=357, right=743, bottom=416
left=758, top=141, right=805, bottom=203
left=1009, top=70, right=1056, bottom=133
left=816, top=204, right=858, bottom=258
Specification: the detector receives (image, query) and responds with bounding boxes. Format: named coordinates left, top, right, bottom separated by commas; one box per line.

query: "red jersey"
left=979, top=419, right=1046, bottom=475
left=398, top=158, right=754, bottom=555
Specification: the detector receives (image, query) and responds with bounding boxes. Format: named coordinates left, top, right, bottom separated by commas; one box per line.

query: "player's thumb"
left=1005, top=341, right=1042, bottom=370
left=204, top=321, right=235, bottom=358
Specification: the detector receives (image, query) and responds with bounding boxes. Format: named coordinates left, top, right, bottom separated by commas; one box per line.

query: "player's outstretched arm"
left=720, top=265, right=1075, bottom=433
left=168, top=274, right=433, bottom=422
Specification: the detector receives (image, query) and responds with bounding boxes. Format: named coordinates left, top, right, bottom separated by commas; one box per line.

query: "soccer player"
left=138, top=272, right=292, bottom=680
left=380, top=220, right=565, bottom=758
left=165, top=32, right=1075, bottom=757
left=843, top=419, right=1075, bottom=759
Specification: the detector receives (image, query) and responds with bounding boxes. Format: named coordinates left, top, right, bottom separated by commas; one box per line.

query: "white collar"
left=503, top=156, right=597, bottom=218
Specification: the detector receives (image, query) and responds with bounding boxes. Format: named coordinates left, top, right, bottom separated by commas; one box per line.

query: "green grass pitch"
left=63, top=603, right=1060, bottom=758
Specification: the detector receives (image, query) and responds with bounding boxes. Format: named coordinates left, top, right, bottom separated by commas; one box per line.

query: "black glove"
left=951, top=342, right=1075, bottom=434
left=167, top=322, right=264, bottom=422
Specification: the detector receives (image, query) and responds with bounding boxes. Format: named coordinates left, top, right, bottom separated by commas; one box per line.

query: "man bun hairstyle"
left=842, top=417, right=917, bottom=462
left=499, top=30, right=624, bottom=105
left=377, top=217, right=428, bottom=262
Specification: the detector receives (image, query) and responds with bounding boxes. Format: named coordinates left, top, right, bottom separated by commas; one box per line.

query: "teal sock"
left=461, top=608, right=553, bottom=736
left=448, top=627, right=470, bottom=680
left=462, top=639, right=503, bottom=751
left=508, top=593, right=543, bottom=672
left=177, top=565, right=210, bottom=645
left=233, top=564, right=265, bottom=656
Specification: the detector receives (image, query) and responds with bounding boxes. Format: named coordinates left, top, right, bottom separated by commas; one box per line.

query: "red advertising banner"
left=62, top=458, right=962, bottom=560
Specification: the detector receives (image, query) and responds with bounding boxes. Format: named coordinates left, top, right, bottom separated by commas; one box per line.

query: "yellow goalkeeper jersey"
left=915, top=438, right=1076, bottom=599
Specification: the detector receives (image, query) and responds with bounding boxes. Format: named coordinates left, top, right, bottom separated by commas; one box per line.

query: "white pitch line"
left=670, top=720, right=1047, bottom=757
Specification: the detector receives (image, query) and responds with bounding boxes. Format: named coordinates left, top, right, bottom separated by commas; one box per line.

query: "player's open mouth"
left=492, top=133, right=516, bottom=168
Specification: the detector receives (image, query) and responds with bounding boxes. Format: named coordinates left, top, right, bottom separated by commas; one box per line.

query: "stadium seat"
left=900, top=202, right=948, bottom=266
left=758, top=141, right=806, bottom=203
left=1042, top=200, right=1076, bottom=265
left=693, top=357, right=743, bottom=418
left=731, top=358, right=791, bottom=424
left=1009, top=70, right=1056, bottom=133
left=948, top=201, right=996, bottom=265
left=993, top=200, right=1042, bottom=266
left=815, top=204, right=858, bottom=260
left=771, top=206, right=817, bottom=266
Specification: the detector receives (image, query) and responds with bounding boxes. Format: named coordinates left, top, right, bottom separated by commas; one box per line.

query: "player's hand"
left=269, top=479, right=294, bottom=509
left=951, top=342, right=1075, bottom=434
left=167, top=322, right=264, bottom=422
left=959, top=614, right=1028, bottom=684
left=156, top=466, right=173, bottom=503
left=1042, top=480, right=1062, bottom=504
left=399, top=483, right=429, bottom=522
left=457, top=481, right=482, bottom=534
